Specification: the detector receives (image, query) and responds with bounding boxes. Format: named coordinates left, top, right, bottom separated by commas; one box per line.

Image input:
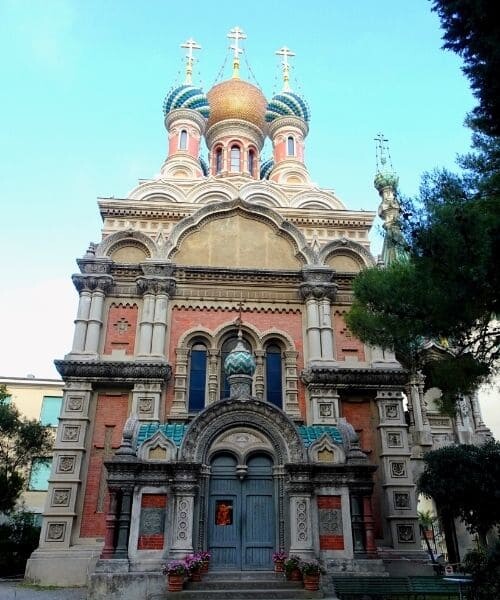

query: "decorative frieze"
left=54, top=359, right=171, bottom=381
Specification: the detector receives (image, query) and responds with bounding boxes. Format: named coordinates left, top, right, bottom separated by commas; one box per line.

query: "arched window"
left=248, top=149, right=255, bottom=176
left=179, top=130, right=188, bottom=151
left=265, top=342, right=283, bottom=408
left=220, top=335, right=251, bottom=399
left=230, top=145, right=241, bottom=172
left=287, top=136, right=295, bottom=156
left=215, top=147, right=223, bottom=174
left=188, top=341, right=207, bottom=412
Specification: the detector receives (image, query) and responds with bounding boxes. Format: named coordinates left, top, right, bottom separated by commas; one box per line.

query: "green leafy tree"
left=463, top=540, right=500, bottom=600
left=432, top=0, right=500, bottom=137
left=418, top=441, right=500, bottom=556
left=0, top=385, right=52, bottom=513
left=0, top=511, right=41, bottom=576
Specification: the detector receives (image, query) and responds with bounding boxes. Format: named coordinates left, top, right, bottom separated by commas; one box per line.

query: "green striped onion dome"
left=224, top=339, right=256, bottom=376
left=260, top=158, right=274, bottom=180
left=265, top=91, right=310, bottom=123
left=163, top=84, right=210, bottom=118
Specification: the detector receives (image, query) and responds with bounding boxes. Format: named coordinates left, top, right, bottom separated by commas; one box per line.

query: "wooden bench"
left=331, top=576, right=465, bottom=599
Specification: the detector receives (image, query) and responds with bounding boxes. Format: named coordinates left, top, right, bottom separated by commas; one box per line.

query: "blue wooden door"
left=208, top=453, right=275, bottom=571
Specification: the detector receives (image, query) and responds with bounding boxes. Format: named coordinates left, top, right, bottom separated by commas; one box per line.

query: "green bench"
left=331, top=576, right=466, bottom=599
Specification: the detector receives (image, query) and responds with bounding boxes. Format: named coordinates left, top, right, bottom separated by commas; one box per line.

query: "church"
left=25, top=28, right=491, bottom=597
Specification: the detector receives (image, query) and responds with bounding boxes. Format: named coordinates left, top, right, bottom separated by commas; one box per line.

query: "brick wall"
left=103, top=303, right=138, bottom=355
left=80, top=393, right=129, bottom=538
left=166, top=306, right=306, bottom=417
left=333, top=309, right=365, bottom=361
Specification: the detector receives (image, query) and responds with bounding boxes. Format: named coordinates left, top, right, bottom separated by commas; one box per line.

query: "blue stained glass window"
left=266, top=343, right=283, bottom=408
left=28, top=458, right=52, bottom=491
left=40, top=396, right=62, bottom=427
left=179, top=130, right=188, bottom=150
left=287, top=136, right=295, bottom=156
left=188, top=344, right=207, bottom=412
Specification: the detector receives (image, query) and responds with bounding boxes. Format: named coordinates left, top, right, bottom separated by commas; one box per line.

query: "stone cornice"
left=54, top=359, right=172, bottom=382
left=301, top=366, right=408, bottom=389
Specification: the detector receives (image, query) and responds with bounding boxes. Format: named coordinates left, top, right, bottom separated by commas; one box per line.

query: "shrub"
left=0, top=511, right=41, bottom=576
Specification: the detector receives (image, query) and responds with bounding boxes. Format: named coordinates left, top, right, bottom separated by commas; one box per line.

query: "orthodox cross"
left=96, top=425, right=115, bottom=512
left=276, top=46, right=295, bottom=91
left=181, top=38, right=201, bottom=84
left=228, top=26, right=246, bottom=78
left=235, top=300, right=245, bottom=330
left=374, top=132, right=391, bottom=172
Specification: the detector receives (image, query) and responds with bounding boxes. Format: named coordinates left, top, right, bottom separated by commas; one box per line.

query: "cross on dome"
left=181, top=38, right=201, bottom=84
left=227, top=26, right=247, bottom=79
left=276, top=46, right=295, bottom=91
left=374, top=132, right=392, bottom=171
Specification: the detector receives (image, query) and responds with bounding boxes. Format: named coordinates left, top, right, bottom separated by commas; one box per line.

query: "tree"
left=432, top=0, right=500, bottom=137
left=418, top=441, right=500, bottom=556
left=0, top=385, right=52, bottom=513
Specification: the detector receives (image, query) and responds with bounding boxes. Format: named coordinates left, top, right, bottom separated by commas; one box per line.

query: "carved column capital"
left=299, top=281, right=337, bottom=301
left=72, top=274, right=113, bottom=293
left=136, top=276, right=176, bottom=297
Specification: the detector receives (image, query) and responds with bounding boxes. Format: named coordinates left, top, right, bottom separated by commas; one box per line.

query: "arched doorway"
left=208, top=453, right=275, bottom=570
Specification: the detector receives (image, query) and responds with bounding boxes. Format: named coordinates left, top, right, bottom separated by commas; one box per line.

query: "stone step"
left=186, top=579, right=302, bottom=590
left=165, top=590, right=324, bottom=599
left=202, top=570, right=285, bottom=580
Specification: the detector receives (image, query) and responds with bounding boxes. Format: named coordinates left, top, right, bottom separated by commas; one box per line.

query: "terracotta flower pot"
left=288, top=567, right=302, bottom=581
left=274, top=559, right=284, bottom=573
left=167, top=574, right=184, bottom=592
left=190, top=566, right=202, bottom=582
left=303, top=573, right=320, bottom=591
left=201, top=560, right=210, bottom=574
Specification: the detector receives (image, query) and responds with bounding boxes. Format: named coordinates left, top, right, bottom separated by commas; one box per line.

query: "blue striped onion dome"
left=260, top=158, right=274, bottom=180
left=163, top=84, right=210, bottom=118
left=265, top=91, right=310, bottom=123
left=199, top=155, right=209, bottom=176
left=224, top=339, right=256, bottom=376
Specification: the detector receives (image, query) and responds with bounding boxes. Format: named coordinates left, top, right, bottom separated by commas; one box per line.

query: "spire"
left=276, top=46, right=295, bottom=92
left=373, top=134, right=406, bottom=265
left=227, top=26, right=246, bottom=79
left=181, top=38, right=201, bottom=84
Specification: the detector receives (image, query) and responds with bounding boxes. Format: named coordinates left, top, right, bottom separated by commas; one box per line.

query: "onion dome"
left=260, top=158, right=274, bottom=180
left=374, top=171, right=399, bottom=192
left=163, top=84, right=210, bottom=118
left=265, top=91, right=310, bottom=123
left=206, top=79, right=267, bottom=130
left=224, top=337, right=256, bottom=377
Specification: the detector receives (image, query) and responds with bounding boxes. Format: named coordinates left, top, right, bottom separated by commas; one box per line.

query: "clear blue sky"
left=0, top=0, right=475, bottom=380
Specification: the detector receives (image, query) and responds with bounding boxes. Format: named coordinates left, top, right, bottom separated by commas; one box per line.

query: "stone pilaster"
left=283, top=350, right=301, bottom=419
left=286, top=469, right=315, bottom=558
left=131, top=382, right=162, bottom=422
left=207, top=349, right=219, bottom=405
left=169, top=471, right=198, bottom=559
left=170, top=347, right=189, bottom=420
left=375, top=390, right=420, bottom=552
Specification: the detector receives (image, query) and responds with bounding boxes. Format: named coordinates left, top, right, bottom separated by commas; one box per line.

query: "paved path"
left=0, top=581, right=86, bottom=600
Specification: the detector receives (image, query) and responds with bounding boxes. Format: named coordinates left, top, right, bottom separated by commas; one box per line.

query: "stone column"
left=169, top=472, right=198, bottom=559
left=207, top=349, right=219, bottom=405
left=319, top=297, right=334, bottom=360
left=71, top=287, right=92, bottom=353
left=305, top=297, right=321, bottom=360
left=286, top=471, right=314, bottom=558
left=254, top=350, right=265, bottom=400
left=85, top=287, right=106, bottom=353
left=283, top=350, right=301, bottom=419
left=114, top=487, right=133, bottom=559
left=136, top=274, right=176, bottom=359
left=101, top=490, right=119, bottom=559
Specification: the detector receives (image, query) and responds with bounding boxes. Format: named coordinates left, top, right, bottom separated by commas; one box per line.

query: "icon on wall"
left=215, top=500, right=233, bottom=526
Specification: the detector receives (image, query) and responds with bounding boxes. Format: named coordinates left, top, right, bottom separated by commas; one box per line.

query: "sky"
left=0, top=0, right=497, bottom=434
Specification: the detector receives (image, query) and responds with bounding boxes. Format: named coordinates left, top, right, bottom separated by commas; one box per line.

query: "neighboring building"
left=0, top=376, right=64, bottom=523
left=25, top=31, right=492, bottom=595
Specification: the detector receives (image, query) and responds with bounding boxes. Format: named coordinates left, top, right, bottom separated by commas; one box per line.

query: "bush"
left=464, top=540, right=500, bottom=599
left=0, top=511, right=41, bottom=576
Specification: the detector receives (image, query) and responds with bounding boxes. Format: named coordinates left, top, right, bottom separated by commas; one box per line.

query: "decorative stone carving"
left=302, top=366, right=408, bottom=387
left=390, top=461, right=406, bottom=478
left=179, top=397, right=307, bottom=464
left=394, top=492, right=411, bottom=509
left=308, top=386, right=339, bottom=425
left=54, top=359, right=172, bottom=381
left=148, top=446, right=168, bottom=460
left=319, top=504, right=343, bottom=535
left=138, top=430, right=177, bottom=462
left=62, top=425, right=80, bottom=442
left=387, top=432, right=403, bottom=447
left=57, top=455, right=76, bottom=473
left=76, top=257, right=112, bottom=274
left=385, top=404, right=399, bottom=419
left=71, top=274, right=113, bottom=294
left=51, top=489, right=71, bottom=507
left=296, top=499, right=309, bottom=542
left=136, top=276, right=176, bottom=297
left=397, top=524, right=415, bottom=543
left=46, top=522, right=66, bottom=541
left=66, top=396, right=83, bottom=411
left=140, top=262, right=175, bottom=277
left=308, top=433, right=345, bottom=464
left=138, top=398, right=153, bottom=415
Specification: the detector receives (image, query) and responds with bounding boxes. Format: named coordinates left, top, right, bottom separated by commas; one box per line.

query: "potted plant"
left=185, top=552, right=204, bottom=582
left=163, top=560, right=188, bottom=592
left=199, top=550, right=211, bottom=574
left=300, top=559, right=324, bottom=591
left=272, top=551, right=287, bottom=573
left=284, top=554, right=302, bottom=581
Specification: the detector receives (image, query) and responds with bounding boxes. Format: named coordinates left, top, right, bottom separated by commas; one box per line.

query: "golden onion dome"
left=206, top=79, right=268, bottom=131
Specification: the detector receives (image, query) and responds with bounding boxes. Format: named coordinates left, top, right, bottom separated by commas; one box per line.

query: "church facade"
left=25, top=31, right=491, bottom=595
